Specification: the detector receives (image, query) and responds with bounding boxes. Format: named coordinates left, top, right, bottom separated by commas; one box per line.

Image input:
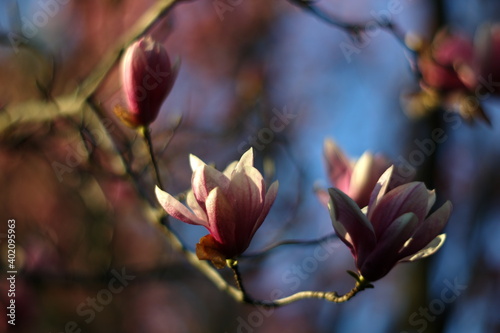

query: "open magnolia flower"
left=316, top=138, right=392, bottom=208
left=328, top=166, right=452, bottom=282
left=155, top=148, right=278, bottom=268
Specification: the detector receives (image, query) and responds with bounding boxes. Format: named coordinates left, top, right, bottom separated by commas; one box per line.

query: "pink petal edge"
left=367, top=165, right=395, bottom=219
left=399, top=234, right=447, bottom=262
left=328, top=188, right=376, bottom=261
left=155, top=186, right=207, bottom=227
left=251, top=180, right=279, bottom=237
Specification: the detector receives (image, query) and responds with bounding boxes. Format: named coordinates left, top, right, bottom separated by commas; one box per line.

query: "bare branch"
left=0, top=0, right=184, bottom=134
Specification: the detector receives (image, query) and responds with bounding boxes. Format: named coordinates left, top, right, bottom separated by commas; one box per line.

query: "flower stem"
left=141, top=126, right=164, bottom=190
left=228, top=260, right=255, bottom=303
left=229, top=262, right=370, bottom=307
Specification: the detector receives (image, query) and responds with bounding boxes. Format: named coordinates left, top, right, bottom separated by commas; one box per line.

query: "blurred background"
left=1, top=0, right=500, bottom=332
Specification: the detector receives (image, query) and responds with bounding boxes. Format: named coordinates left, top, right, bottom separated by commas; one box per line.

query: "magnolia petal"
left=427, top=189, right=436, bottom=215
left=227, top=166, right=265, bottom=225
left=370, top=182, right=429, bottom=237
left=205, top=187, right=238, bottom=255
left=192, top=164, right=230, bottom=207
left=189, top=154, right=206, bottom=172
left=121, top=42, right=143, bottom=113
left=329, top=204, right=354, bottom=250
left=323, top=138, right=352, bottom=193
left=223, top=161, right=238, bottom=178
left=314, top=188, right=331, bottom=207
left=186, top=190, right=208, bottom=221
left=360, top=212, right=418, bottom=281
left=399, top=234, right=446, bottom=262
left=361, top=153, right=391, bottom=206
left=328, top=188, right=376, bottom=263
left=155, top=186, right=207, bottom=227
left=251, top=180, right=279, bottom=237
left=376, top=212, right=419, bottom=255
left=235, top=148, right=254, bottom=171
left=398, top=200, right=452, bottom=259
left=350, top=152, right=375, bottom=206
left=367, top=165, right=395, bottom=219
left=350, top=152, right=374, bottom=189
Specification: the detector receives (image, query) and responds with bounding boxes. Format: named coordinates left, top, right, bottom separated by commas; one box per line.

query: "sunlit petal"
left=328, top=188, right=376, bottom=264
left=155, top=186, right=207, bottom=227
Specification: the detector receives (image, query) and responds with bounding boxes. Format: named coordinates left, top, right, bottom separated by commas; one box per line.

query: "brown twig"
left=142, top=126, right=165, bottom=190
left=226, top=261, right=371, bottom=307
left=0, top=0, right=185, bottom=133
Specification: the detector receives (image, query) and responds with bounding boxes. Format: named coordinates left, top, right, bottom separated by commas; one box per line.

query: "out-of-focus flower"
left=403, top=29, right=491, bottom=124
left=328, top=166, right=452, bottom=282
left=116, top=37, right=176, bottom=128
left=418, top=30, right=476, bottom=92
left=315, top=138, right=392, bottom=208
left=155, top=148, right=278, bottom=268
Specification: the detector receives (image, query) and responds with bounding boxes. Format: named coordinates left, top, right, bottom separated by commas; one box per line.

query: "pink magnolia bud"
left=155, top=148, right=279, bottom=268
left=328, top=166, right=452, bottom=282
left=119, top=37, right=175, bottom=127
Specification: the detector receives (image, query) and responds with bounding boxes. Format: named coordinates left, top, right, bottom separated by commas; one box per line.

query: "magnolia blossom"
left=328, top=166, right=452, bottom=282
left=155, top=148, right=278, bottom=268
left=418, top=31, right=476, bottom=92
left=118, top=37, right=176, bottom=127
left=316, top=138, right=392, bottom=208
left=405, top=30, right=490, bottom=123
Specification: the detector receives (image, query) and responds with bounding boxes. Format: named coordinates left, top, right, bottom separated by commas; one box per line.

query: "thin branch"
left=287, top=0, right=407, bottom=45
left=287, top=0, right=420, bottom=75
left=227, top=262, right=371, bottom=307
left=142, top=126, right=165, bottom=190
left=242, top=233, right=337, bottom=259
left=85, top=99, right=159, bottom=207
left=0, top=0, right=185, bottom=133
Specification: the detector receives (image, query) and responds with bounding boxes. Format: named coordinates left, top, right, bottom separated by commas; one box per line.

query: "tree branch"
left=241, top=233, right=337, bottom=259
left=227, top=261, right=371, bottom=307
left=0, top=0, right=185, bottom=134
